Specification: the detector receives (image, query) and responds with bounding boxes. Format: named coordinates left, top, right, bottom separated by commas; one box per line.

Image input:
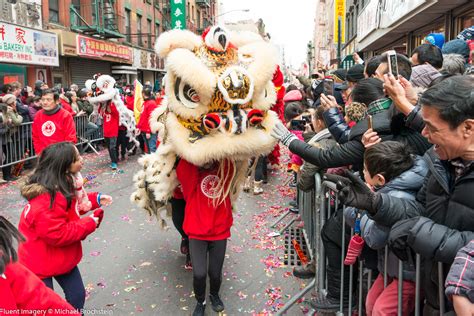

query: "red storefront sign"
left=76, top=35, right=132, bottom=62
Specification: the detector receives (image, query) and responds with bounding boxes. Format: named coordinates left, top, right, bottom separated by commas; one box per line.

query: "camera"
left=290, top=119, right=306, bottom=131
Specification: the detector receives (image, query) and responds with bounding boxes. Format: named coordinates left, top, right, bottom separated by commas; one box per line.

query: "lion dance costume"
left=131, top=26, right=280, bottom=225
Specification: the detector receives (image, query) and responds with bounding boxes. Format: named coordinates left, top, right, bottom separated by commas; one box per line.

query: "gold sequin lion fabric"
left=131, top=26, right=280, bottom=225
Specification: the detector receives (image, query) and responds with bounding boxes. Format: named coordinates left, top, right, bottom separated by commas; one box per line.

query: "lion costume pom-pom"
left=131, top=25, right=281, bottom=225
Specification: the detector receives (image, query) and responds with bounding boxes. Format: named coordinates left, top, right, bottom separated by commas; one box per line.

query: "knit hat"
left=424, top=33, right=445, bottom=49
left=410, top=64, right=441, bottom=88
left=442, top=39, right=470, bottom=61
left=346, top=64, right=365, bottom=82
left=283, top=89, right=303, bottom=103
left=1, top=94, right=16, bottom=105
left=333, top=69, right=347, bottom=81
left=35, top=80, right=43, bottom=89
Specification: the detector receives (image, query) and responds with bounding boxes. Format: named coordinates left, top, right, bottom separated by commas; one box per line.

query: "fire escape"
left=70, top=0, right=125, bottom=39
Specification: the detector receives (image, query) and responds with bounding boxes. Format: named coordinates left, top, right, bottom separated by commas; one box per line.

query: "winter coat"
left=77, top=99, right=93, bottom=117
left=371, top=147, right=474, bottom=312
left=32, top=106, right=77, bottom=155
left=18, top=183, right=99, bottom=279
left=445, top=239, right=474, bottom=302
left=16, top=98, right=31, bottom=124
left=28, top=104, right=41, bottom=120
left=322, top=107, right=351, bottom=144
left=99, top=103, right=119, bottom=138
left=344, top=156, right=428, bottom=280
left=288, top=102, right=431, bottom=172
left=176, top=159, right=233, bottom=241
left=297, top=129, right=338, bottom=191
left=0, top=261, right=79, bottom=315
left=137, top=99, right=158, bottom=133
left=125, top=95, right=134, bottom=111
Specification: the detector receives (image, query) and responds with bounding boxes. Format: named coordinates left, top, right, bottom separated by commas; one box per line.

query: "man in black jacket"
left=330, top=75, right=474, bottom=314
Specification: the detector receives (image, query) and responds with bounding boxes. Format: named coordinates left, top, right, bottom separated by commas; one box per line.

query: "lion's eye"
left=175, top=77, right=200, bottom=109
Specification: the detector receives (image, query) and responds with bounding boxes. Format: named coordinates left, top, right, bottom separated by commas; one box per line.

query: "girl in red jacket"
left=0, top=216, right=80, bottom=315
left=18, top=142, right=113, bottom=310
left=98, top=101, right=120, bottom=169
left=176, top=159, right=234, bottom=316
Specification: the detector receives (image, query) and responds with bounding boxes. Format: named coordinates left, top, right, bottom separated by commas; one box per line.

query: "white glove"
left=271, top=121, right=298, bottom=147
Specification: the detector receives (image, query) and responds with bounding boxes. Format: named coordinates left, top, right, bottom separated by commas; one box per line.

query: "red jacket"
left=32, top=107, right=77, bottom=155
left=176, top=159, right=233, bottom=241
left=59, top=99, right=75, bottom=116
left=99, top=102, right=119, bottom=138
left=0, top=262, right=79, bottom=315
left=125, top=95, right=134, bottom=111
left=137, top=99, right=158, bottom=133
left=18, top=184, right=99, bottom=279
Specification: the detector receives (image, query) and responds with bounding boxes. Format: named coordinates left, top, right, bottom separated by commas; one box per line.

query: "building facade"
left=312, top=0, right=473, bottom=70
left=0, top=0, right=217, bottom=90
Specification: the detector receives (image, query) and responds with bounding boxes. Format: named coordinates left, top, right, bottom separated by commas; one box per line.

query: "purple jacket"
left=28, top=105, right=41, bottom=120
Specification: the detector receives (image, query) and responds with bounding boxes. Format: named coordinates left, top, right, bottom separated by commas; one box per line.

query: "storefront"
left=0, top=22, right=58, bottom=87
left=357, top=0, right=474, bottom=56
left=118, top=48, right=165, bottom=90
left=52, top=30, right=133, bottom=88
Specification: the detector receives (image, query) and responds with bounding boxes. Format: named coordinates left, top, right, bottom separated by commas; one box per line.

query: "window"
left=197, top=9, right=201, bottom=29
left=147, top=19, right=152, bottom=48
left=125, top=9, right=131, bottom=42
left=187, top=2, right=190, bottom=19
left=49, top=0, right=60, bottom=23
left=137, top=14, right=142, bottom=46
left=192, top=5, right=195, bottom=22
left=155, top=22, right=160, bottom=38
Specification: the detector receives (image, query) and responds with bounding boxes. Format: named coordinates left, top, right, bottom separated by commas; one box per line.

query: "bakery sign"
left=76, top=35, right=133, bottom=63
left=0, top=22, right=58, bottom=66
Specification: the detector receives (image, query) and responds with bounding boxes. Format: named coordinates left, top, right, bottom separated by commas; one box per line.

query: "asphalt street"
left=0, top=149, right=310, bottom=315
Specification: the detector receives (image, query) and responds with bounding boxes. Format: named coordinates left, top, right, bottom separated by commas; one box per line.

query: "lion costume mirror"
left=131, top=26, right=280, bottom=226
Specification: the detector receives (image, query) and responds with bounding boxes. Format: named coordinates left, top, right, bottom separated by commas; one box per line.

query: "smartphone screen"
left=302, top=115, right=312, bottom=123
left=388, top=52, right=399, bottom=77
left=323, top=78, right=334, bottom=96
left=290, top=119, right=306, bottom=131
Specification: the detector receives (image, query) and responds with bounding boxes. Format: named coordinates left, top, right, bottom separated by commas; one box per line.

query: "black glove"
left=388, top=217, right=420, bottom=261
left=324, top=170, right=379, bottom=215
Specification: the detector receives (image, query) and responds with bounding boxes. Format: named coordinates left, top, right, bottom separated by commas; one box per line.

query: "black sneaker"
left=180, top=238, right=189, bottom=255
left=293, top=261, right=316, bottom=279
left=209, top=293, right=225, bottom=312
left=192, top=301, right=206, bottom=316
left=310, top=293, right=340, bottom=311
left=289, top=207, right=299, bottom=214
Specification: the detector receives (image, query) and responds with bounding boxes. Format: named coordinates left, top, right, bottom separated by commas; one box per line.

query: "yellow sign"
left=334, top=0, right=346, bottom=44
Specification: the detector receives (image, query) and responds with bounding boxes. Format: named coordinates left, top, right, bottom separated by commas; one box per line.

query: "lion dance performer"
left=131, top=25, right=280, bottom=315
left=85, top=74, right=138, bottom=169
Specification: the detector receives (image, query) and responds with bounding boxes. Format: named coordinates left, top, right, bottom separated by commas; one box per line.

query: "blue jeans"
left=43, top=266, right=85, bottom=310
left=146, top=133, right=157, bottom=153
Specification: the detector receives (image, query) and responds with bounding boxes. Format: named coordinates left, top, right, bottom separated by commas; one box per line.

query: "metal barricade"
left=277, top=176, right=449, bottom=315
left=0, top=115, right=104, bottom=168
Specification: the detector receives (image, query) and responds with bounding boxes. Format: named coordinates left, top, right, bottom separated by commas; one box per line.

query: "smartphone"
left=302, top=115, right=312, bottom=123
left=323, top=78, right=334, bottom=96
left=387, top=50, right=399, bottom=78
left=367, top=115, right=373, bottom=130
left=290, top=119, right=306, bottom=131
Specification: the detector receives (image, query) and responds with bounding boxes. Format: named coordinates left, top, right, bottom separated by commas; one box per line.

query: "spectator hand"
left=324, top=170, right=379, bottom=214
left=361, top=128, right=381, bottom=148
left=388, top=217, right=420, bottom=261
left=99, top=194, right=113, bottom=206
left=271, top=121, right=298, bottom=147
left=398, top=76, right=418, bottom=105
left=146, top=133, right=151, bottom=140
left=383, top=74, right=406, bottom=102
left=320, top=94, right=338, bottom=111
left=90, top=209, right=104, bottom=228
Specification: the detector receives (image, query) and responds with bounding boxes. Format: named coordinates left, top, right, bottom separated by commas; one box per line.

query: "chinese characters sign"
left=76, top=35, right=133, bottom=62
left=333, top=0, right=345, bottom=44
left=0, top=0, right=42, bottom=30
left=170, top=0, right=186, bottom=30
left=0, top=22, right=58, bottom=66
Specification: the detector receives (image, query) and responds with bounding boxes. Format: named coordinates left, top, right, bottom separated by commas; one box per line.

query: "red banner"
left=76, top=35, right=132, bottom=62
